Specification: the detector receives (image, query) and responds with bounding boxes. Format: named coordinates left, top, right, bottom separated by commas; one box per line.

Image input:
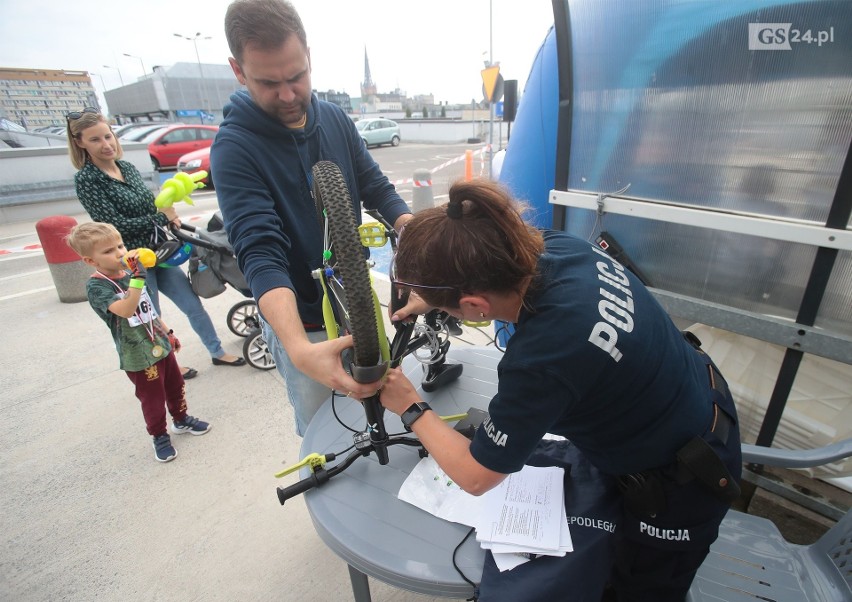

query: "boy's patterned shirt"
left=87, top=273, right=172, bottom=372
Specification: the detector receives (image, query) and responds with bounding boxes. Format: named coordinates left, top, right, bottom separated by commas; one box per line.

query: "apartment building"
left=0, top=68, right=98, bottom=131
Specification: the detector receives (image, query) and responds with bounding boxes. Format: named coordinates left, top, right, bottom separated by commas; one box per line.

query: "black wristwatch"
left=401, top=401, right=432, bottom=431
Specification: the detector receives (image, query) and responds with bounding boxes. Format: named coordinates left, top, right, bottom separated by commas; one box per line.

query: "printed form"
left=478, top=465, right=569, bottom=553
left=398, top=458, right=573, bottom=571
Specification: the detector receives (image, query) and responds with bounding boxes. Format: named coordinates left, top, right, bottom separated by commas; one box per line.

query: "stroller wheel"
left=243, top=328, right=276, bottom=370
left=227, top=300, right=261, bottom=337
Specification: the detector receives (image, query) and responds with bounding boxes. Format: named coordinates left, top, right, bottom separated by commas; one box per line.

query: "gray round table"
left=299, top=346, right=503, bottom=601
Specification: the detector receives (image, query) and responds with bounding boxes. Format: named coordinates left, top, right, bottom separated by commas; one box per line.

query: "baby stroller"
left=170, top=213, right=276, bottom=371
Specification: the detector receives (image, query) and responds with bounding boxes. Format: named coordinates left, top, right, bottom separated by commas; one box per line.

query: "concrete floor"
left=0, top=199, right=495, bottom=601
left=2, top=195, right=846, bottom=601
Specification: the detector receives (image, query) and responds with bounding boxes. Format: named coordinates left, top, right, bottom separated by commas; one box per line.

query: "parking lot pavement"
left=0, top=196, right=497, bottom=601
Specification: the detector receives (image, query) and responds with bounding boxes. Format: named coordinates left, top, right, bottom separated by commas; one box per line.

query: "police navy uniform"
left=478, top=439, right=623, bottom=602
left=469, top=231, right=742, bottom=601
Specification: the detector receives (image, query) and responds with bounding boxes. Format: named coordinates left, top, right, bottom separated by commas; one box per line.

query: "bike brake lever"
left=274, top=452, right=335, bottom=478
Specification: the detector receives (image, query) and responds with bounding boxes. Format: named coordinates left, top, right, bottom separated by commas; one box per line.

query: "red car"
left=147, top=124, right=218, bottom=170
left=177, top=146, right=212, bottom=186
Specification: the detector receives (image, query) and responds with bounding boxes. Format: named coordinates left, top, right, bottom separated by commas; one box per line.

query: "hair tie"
left=446, top=201, right=463, bottom=220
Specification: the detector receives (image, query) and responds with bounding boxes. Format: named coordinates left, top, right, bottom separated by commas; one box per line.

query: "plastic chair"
left=687, top=438, right=852, bottom=602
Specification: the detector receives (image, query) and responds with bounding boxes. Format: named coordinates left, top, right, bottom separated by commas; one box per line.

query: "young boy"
left=67, top=222, right=211, bottom=462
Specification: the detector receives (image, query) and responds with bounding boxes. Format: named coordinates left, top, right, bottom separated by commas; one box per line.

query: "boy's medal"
left=95, top=271, right=163, bottom=358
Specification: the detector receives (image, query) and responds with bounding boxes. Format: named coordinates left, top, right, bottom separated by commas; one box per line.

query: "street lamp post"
left=122, top=53, right=147, bottom=77
left=89, top=72, right=107, bottom=113
left=488, top=0, right=494, bottom=179
left=102, top=64, right=124, bottom=87
left=174, top=32, right=212, bottom=122
left=90, top=72, right=106, bottom=90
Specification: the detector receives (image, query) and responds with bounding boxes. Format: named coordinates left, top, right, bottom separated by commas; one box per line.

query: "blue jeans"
left=145, top=265, right=225, bottom=359
left=261, top=318, right=331, bottom=437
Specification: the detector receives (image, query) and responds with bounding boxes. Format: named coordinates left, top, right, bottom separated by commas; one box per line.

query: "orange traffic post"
left=464, top=149, right=473, bottom=181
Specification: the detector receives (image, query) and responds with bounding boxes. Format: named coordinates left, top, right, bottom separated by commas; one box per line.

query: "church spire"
left=361, top=46, right=377, bottom=98
left=364, top=47, right=373, bottom=87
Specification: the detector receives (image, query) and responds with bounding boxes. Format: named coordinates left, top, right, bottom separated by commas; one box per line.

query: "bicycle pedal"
left=446, top=318, right=464, bottom=336
left=358, top=222, right=387, bottom=247
left=422, top=362, right=463, bottom=393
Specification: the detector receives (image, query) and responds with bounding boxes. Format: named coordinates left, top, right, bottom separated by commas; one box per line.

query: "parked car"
left=355, top=118, right=401, bottom=148
left=112, top=122, right=171, bottom=138
left=34, top=125, right=66, bottom=135
left=120, top=123, right=172, bottom=142
left=177, top=146, right=212, bottom=186
left=147, top=124, right=219, bottom=170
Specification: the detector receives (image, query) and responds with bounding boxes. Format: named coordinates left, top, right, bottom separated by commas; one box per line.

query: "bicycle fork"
left=362, top=397, right=390, bottom=465
left=346, top=345, right=399, bottom=466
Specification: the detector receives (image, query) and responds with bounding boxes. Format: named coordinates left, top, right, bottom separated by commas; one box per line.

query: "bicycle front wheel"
left=311, top=161, right=382, bottom=371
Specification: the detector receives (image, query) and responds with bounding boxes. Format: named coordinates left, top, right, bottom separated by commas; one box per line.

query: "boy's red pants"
left=125, top=353, right=187, bottom=436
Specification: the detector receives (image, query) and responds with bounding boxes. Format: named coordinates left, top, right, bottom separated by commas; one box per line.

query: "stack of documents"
left=398, top=457, right=572, bottom=572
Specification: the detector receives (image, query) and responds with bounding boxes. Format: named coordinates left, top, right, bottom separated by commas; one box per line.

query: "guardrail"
left=0, top=144, right=156, bottom=223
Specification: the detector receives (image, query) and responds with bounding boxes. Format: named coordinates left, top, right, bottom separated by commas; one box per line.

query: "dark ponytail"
left=394, top=178, right=544, bottom=308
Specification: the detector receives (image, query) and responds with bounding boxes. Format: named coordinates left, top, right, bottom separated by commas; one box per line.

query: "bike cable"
left=491, top=323, right=512, bottom=353
left=331, top=390, right=361, bottom=433
left=453, top=526, right=479, bottom=601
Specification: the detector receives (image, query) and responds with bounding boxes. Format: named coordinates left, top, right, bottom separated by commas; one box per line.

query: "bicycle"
left=275, top=160, right=470, bottom=504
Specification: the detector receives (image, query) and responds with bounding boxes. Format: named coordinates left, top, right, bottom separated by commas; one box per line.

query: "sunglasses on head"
left=66, top=107, right=99, bottom=121
left=389, top=253, right=459, bottom=292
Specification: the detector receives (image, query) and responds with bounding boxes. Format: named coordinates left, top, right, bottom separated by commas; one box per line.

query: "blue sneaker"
left=153, top=434, right=177, bottom=462
left=170, top=415, right=211, bottom=436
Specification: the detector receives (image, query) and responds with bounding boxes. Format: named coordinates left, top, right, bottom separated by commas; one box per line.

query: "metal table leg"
left=348, top=564, right=372, bottom=602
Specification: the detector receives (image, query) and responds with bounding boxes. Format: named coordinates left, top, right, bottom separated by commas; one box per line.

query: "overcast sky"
left=1, top=0, right=555, bottom=105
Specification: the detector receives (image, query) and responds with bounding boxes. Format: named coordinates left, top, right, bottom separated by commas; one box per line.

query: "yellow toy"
left=154, top=171, right=208, bottom=208
left=121, top=247, right=157, bottom=269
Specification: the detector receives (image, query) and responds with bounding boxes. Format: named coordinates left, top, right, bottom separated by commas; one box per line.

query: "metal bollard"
left=411, top=168, right=434, bottom=213
left=35, top=215, right=92, bottom=303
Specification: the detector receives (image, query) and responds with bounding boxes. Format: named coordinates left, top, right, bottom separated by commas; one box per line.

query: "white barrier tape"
left=478, top=144, right=491, bottom=176
left=0, top=243, right=43, bottom=255
left=391, top=148, right=489, bottom=188
left=429, top=146, right=488, bottom=174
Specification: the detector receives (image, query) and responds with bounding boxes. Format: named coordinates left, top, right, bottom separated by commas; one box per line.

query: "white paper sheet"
left=397, top=455, right=484, bottom=528
left=398, top=458, right=574, bottom=573
left=477, top=465, right=564, bottom=551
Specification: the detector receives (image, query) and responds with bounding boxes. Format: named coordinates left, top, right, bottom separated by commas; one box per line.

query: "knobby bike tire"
left=311, top=161, right=382, bottom=372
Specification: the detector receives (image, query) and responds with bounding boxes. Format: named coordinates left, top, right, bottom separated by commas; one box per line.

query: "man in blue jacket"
left=212, top=0, right=412, bottom=435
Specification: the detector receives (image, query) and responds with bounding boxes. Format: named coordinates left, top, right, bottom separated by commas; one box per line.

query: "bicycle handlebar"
left=277, top=434, right=425, bottom=505
left=276, top=470, right=331, bottom=504
left=277, top=447, right=365, bottom=505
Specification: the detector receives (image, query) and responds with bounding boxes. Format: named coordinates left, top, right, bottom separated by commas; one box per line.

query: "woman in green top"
left=67, top=108, right=245, bottom=375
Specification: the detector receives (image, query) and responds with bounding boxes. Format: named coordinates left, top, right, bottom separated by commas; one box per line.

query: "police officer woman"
left=379, top=178, right=742, bottom=601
